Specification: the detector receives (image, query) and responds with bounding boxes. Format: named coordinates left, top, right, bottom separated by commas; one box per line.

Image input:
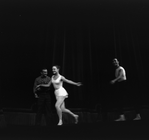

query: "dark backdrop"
left=0, top=0, right=149, bottom=111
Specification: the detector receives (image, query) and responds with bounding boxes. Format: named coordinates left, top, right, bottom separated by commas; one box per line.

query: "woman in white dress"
left=38, top=65, right=82, bottom=125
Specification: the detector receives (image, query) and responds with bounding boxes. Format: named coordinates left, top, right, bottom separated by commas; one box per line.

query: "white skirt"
left=54, top=86, right=68, bottom=98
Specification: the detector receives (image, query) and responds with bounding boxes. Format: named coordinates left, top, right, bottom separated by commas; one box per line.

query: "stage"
left=0, top=121, right=149, bottom=140
left=0, top=108, right=149, bottom=140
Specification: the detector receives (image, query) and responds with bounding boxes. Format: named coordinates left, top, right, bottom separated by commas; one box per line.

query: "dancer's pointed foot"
left=115, top=115, right=125, bottom=121
left=133, top=114, right=141, bottom=120
left=57, top=120, right=63, bottom=126
left=74, top=115, right=79, bottom=124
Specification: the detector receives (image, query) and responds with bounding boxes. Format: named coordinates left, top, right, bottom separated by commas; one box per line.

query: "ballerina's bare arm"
left=61, top=76, right=82, bottom=86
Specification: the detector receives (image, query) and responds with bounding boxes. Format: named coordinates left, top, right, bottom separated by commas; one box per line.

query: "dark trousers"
left=35, top=93, right=52, bottom=126
left=133, top=92, right=141, bottom=114
left=113, top=80, right=127, bottom=114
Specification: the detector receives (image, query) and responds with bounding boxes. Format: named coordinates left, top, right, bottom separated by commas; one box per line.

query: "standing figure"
left=110, top=58, right=127, bottom=121
left=38, top=65, right=82, bottom=126
left=111, top=58, right=141, bottom=121
left=33, top=68, right=52, bottom=126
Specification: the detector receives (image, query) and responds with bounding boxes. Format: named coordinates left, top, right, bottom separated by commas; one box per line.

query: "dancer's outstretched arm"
left=61, top=76, right=82, bottom=86
left=36, top=80, right=52, bottom=88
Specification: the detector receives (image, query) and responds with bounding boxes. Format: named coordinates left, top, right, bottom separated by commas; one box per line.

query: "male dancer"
left=111, top=58, right=141, bottom=121
left=111, top=58, right=127, bottom=121
left=33, top=68, right=52, bottom=126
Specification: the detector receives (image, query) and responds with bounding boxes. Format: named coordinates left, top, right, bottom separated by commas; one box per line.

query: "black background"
left=0, top=0, right=149, bottom=111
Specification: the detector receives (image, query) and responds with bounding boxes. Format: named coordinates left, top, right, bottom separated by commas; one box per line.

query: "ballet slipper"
left=57, top=120, right=63, bottom=126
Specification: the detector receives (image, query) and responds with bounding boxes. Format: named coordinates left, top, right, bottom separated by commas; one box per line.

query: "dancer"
left=38, top=65, right=82, bottom=125
left=111, top=58, right=141, bottom=121
left=33, top=68, right=52, bottom=126
left=110, top=58, right=127, bottom=121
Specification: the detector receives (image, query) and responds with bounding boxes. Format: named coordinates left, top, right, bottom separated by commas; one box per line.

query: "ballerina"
left=38, top=65, right=82, bottom=125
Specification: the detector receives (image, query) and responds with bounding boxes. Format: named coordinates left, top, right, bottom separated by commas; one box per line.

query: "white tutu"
left=54, top=86, right=68, bottom=98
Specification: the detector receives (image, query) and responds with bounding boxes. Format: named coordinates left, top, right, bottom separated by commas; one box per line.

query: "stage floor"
left=0, top=121, right=149, bottom=140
